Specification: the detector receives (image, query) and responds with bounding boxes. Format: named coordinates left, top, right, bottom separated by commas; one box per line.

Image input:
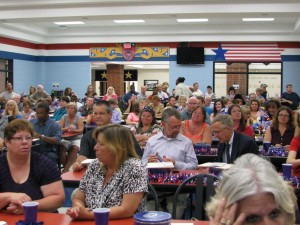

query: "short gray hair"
left=206, top=154, right=296, bottom=224
left=212, top=114, right=233, bottom=127
left=162, top=107, right=181, bottom=122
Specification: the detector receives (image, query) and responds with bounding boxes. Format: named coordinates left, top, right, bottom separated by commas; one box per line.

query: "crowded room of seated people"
left=0, top=80, right=300, bottom=224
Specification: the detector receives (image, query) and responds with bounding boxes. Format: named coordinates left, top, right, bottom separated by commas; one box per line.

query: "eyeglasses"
left=93, top=112, right=108, bottom=116
left=193, top=112, right=203, bottom=116
left=142, top=106, right=153, bottom=112
left=188, top=102, right=198, bottom=105
left=10, top=136, right=33, bottom=142
left=212, top=127, right=227, bottom=135
left=164, top=121, right=181, bottom=130
left=278, top=114, right=289, bottom=118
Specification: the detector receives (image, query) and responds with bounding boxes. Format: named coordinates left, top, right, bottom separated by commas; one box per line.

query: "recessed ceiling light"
left=242, top=18, right=274, bottom=22
left=114, top=20, right=145, bottom=24
left=177, top=19, right=209, bottom=23
left=54, top=21, right=85, bottom=25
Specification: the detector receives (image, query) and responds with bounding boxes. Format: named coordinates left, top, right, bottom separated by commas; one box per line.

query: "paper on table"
left=81, top=159, right=96, bottom=165
left=146, top=162, right=174, bottom=169
left=198, top=162, right=233, bottom=170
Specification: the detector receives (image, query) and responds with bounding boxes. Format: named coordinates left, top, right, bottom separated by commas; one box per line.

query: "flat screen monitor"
left=176, top=47, right=204, bottom=64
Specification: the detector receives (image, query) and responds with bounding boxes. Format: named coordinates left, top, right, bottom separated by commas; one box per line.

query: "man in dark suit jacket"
left=212, top=114, right=258, bottom=163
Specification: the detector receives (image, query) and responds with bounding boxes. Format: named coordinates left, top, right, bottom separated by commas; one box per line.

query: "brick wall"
left=226, top=63, right=247, bottom=95
left=107, top=64, right=124, bottom=96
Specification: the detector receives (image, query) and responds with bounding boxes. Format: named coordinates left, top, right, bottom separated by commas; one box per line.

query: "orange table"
left=61, top=169, right=86, bottom=188
left=0, top=211, right=209, bottom=225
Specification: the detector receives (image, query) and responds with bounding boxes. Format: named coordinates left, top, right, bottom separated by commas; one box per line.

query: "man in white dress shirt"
left=142, top=107, right=197, bottom=218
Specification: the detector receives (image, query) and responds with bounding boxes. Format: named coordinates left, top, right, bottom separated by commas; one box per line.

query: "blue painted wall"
left=282, top=61, right=300, bottom=94
left=169, top=60, right=213, bottom=93
left=13, top=60, right=38, bottom=95
left=43, top=62, right=91, bottom=98
left=12, top=60, right=91, bottom=98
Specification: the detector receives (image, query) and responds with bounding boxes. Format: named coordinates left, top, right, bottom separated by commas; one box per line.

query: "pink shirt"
left=127, top=112, right=139, bottom=123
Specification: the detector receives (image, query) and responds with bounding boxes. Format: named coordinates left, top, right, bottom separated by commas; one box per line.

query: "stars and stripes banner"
left=95, top=70, right=138, bottom=81
left=213, top=43, right=284, bottom=62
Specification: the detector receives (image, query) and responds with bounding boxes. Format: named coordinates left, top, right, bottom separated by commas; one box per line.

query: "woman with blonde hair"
left=177, top=95, right=187, bottom=112
left=67, top=124, right=147, bottom=220
left=3, top=100, right=22, bottom=119
left=59, top=102, right=84, bottom=173
left=102, top=86, right=118, bottom=101
left=206, top=153, right=296, bottom=225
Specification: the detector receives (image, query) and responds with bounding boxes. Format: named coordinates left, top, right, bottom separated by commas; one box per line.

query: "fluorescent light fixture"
left=54, top=21, right=85, bottom=25
left=177, top=18, right=208, bottom=23
left=114, top=20, right=145, bottom=23
left=242, top=18, right=274, bottom=22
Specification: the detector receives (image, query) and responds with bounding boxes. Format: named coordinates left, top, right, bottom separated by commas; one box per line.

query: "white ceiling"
left=0, top=0, right=300, bottom=44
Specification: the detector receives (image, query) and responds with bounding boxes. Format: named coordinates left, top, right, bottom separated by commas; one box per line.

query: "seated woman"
left=0, top=119, right=65, bottom=213
left=180, top=106, right=212, bottom=144
left=126, top=102, right=141, bottom=126
left=228, top=104, right=254, bottom=139
left=124, top=94, right=137, bottom=114
left=59, top=102, right=84, bottom=173
left=3, top=100, right=22, bottom=120
left=134, top=106, right=162, bottom=147
left=102, top=86, right=118, bottom=101
left=66, top=124, right=148, bottom=220
left=287, top=126, right=300, bottom=176
left=249, top=99, right=264, bottom=125
left=206, top=153, right=296, bottom=225
left=21, top=100, right=36, bottom=121
left=264, top=106, right=295, bottom=150
left=84, top=85, right=98, bottom=99
left=261, top=99, right=281, bottom=129
left=209, top=99, right=225, bottom=122
left=148, top=95, right=164, bottom=118
left=177, top=95, right=187, bottom=112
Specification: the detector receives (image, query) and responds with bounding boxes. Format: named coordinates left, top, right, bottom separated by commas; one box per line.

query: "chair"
left=172, top=173, right=219, bottom=220
left=147, top=183, right=159, bottom=211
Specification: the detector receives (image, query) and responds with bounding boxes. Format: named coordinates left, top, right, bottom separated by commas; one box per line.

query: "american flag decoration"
left=214, top=43, right=284, bottom=62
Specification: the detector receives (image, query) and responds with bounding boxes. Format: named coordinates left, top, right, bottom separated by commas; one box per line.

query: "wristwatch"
left=41, top=134, right=45, bottom=140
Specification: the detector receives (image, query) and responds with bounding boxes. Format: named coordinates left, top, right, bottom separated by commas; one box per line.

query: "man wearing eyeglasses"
left=142, top=107, right=197, bottom=218
left=180, top=97, right=211, bottom=124
left=212, top=114, right=258, bottom=164
left=72, top=100, right=142, bottom=172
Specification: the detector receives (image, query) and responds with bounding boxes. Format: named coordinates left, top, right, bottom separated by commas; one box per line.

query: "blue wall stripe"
left=1, top=50, right=300, bottom=62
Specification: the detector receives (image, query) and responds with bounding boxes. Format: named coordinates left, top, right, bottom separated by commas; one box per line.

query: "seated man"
left=52, top=96, right=70, bottom=121
left=29, top=85, right=52, bottom=103
left=30, top=103, right=62, bottom=162
left=142, top=107, right=198, bottom=218
left=212, top=114, right=258, bottom=163
left=72, top=100, right=142, bottom=172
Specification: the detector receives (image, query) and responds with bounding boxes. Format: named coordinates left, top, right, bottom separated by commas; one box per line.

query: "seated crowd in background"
left=0, top=80, right=300, bottom=220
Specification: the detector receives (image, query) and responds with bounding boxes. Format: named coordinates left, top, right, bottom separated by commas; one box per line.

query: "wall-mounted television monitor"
left=176, top=47, right=204, bottom=64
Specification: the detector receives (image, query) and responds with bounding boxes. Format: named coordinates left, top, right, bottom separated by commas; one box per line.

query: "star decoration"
left=212, top=44, right=228, bottom=61
left=125, top=71, right=132, bottom=79
left=101, top=72, right=107, bottom=79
